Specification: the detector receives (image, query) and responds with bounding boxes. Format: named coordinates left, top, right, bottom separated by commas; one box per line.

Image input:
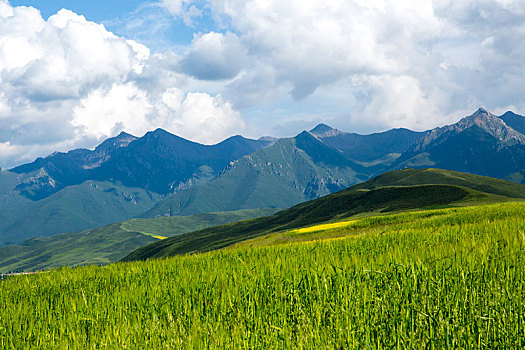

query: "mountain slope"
left=4, top=108, right=525, bottom=246
left=142, top=131, right=372, bottom=217
left=9, top=129, right=271, bottom=200
left=91, top=130, right=271, bottom=194
left=11, top=132, right=138, bottom=200
left=310, top=124, right=424, bottom=163
left=499, top=111, right=525, bottom=135
left=123, top=168, right=525, bottom=262
left=392, top=109, right=525, bottom=178
left=1, top=131, right=272, bottom=243
left=0, top=180, right=162, bottom=244
left=0, top=208, right=278, bottom=273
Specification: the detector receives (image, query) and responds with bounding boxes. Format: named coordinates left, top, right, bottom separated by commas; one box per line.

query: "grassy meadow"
left=1, top=202, right=524, bottom=348
left=0, top=208, right=278, bottom=274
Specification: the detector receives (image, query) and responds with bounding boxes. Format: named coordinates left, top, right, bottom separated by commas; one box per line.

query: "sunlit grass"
left=1, top=202, right=524, bottom=348
left=289, top=219, right=358, bottom=234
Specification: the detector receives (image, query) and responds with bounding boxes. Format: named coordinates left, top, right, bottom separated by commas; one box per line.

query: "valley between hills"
left=1, top=109, right=525, bottom=347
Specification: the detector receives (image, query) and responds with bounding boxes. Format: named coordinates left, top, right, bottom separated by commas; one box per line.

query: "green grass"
left=1, top=202, right=524, bottom=348
left=0, top=209, right=278, bottom=273
left=124, top=173, right=524, bottom=262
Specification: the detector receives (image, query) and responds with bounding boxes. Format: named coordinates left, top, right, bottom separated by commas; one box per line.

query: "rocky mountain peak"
left=309, top=123, right=342, bottom=137
left=412, top=108, right=525, bottom=152
left=474, top=107, right=489, bottom=116
left=95, top=131, right=137, bottom=152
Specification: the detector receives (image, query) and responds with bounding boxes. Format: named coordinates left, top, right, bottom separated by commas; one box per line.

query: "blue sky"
left=1, top=0, right=525, bottom=168
left=10, top=0, right=144, bottom=21
left=9, top=0, right=212, bottom=49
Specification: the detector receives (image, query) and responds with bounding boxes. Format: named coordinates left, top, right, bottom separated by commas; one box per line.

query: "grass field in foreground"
left=1, top=202, right=525, bottom=348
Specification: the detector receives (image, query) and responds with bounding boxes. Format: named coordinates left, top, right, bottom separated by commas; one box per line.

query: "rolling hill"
left=123, top=168, right=525, bottom=262
left=0, top=180, right=162, bottom=245
left=0, top=208, right=278, bottom=273
left=3, top=201, right=523, bottom=347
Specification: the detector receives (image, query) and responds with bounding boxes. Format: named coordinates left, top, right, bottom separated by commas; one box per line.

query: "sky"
left=1, top=0, right=525, bottom=168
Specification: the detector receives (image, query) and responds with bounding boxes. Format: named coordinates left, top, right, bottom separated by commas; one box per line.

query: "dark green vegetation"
left=353, top=167, right=525, bottom=198
left=0, top=209, right=277, bottom=273
left=124, top=168, right=525, bottom=261
left=1, top=202, right=524, bottom=348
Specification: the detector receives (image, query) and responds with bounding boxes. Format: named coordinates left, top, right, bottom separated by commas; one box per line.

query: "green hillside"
left=143, top=133, right=370, bottom=217
left=124, top=168, right=525, bottom=262
left=2, top=202, right=524, bottom=348
left=0, top=179, right=162, bottom=244
left=0, top=208, right=278, bottom=273
left=353, top=167, right=525, bottom=198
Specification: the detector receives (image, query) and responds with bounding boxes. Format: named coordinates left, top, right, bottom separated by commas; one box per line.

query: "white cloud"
left=161, top=87, right=185, bottom=111
left=181, top=31, right=248, bottom=80
left=208, top=0, right=445, bottom=99
left=2, top=0, right=525, bottom=167
left=0, top=1, right=245, bottom=168
left=195, top=0, right=525, bottom=130
left=1, top=8, right=149, bottom=101
left=358, top=75, right=450, bottom=131
left=72, top=83, right=153, bottom=138
left=223, top=63, right=279, bottom=109
left=174, top=92, right=245, bottom=144
left=72, top=84, right=245, bottom=145
left=160, top=0, right=202, bottom=25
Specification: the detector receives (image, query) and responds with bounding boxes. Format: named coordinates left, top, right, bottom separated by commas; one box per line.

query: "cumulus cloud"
left=2, top=0, right=525, bottom=166
left=189, top=0, right=525, bottom=132
left=72, top=82, right=243, bottom=145
left=0, top=1, right=245, bottom=168
left=181, top=31, right=248, bottom=80
left=223, top=63, right=279, bottom=109
left=207, top=0, right=444, bottom=99
left=175, top=92, right=245, bottom=143
left=72, top=83, right=154, bottom=138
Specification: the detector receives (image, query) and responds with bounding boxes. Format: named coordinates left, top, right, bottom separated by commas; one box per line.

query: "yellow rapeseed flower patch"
left=152, top=235, right=167, bottom=240
left=290, top=220, right=358, bottom=234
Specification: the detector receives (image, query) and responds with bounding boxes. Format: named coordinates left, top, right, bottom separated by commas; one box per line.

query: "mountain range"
left=141, top=108, right=525, bottom=218
left=392, top=109, right=525, bottom=178
left=0, top=132, right=272, bottom=243
left=1, top=108, right=525, bottom=245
